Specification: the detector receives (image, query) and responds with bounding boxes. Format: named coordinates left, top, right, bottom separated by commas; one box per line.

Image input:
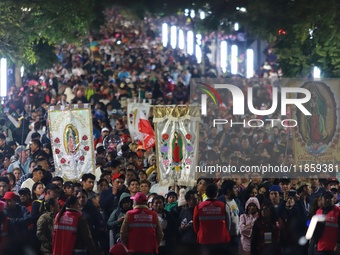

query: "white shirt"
left=21, top=178, right=35, bottom=192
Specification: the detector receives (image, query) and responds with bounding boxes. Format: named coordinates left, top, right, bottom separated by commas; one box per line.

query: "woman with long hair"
left=32, top=182, right=45, bottom=200
left=52, top=196, right=96, bottom=255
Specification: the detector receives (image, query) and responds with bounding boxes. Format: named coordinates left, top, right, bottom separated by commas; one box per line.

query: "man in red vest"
left=120, top=192, right=163, bottom=255
left=316, top=191, right=340, bottom=255
left=193, top=183, right=231, bottom=255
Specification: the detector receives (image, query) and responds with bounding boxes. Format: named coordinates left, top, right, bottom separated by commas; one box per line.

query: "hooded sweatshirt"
left=239, top=197, right=260, bottom=254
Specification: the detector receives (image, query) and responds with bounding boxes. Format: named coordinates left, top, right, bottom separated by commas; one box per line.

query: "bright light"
left=196, top=34, right=202, bottom=46
left=246, top=49, right=254, bottom=78
left=234, top=23, right=239, bottom=31
left=170, top=26, right=177, bottom=49
left=236, top=7, right=247, bottom=12
left=184, top=9, right=189, bottom=17
left=187, top=31, right=194, bottom=55
left=21, top=65, right=25, bottom=78
left=200, top=11, right=205, bottom=20
left=220, top=41, right=228, bottom=72
left=231, top=45, right=238, bottom=75
left=190, top=10, right=195, bottom=18
left=116, top=40, right=121, bottom=45
left=162, top=23, right=168, bottom=47
left=313, top=66, right=321, bottom=78
left=178, top=30, right=185, bottom=50
left=0, top=58, right=7, bottom=97
left=196, top=45, right=202, bottom=64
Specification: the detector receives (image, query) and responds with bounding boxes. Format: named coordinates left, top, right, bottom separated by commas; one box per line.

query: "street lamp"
left=0, top=58, right=7, bottom=97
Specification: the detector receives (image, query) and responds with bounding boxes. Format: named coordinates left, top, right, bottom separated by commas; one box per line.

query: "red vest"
left=52, top=209, right=82, bottom=255
left=127, top=207, right=158, bottom=253
left=194, top=199, right=230, bottom=244
left=316, top=206, right=340, bottom=251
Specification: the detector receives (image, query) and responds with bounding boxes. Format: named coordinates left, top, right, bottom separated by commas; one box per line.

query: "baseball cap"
left=166, top=190, right=178, bottom=199
left=322, top=191, right=334, bottom=199
left=102, top=127, right=109, bottom=132
left=15, top=145, right=27, bottom=154
left=327, top=177, right=339, bottom=185
left=18, top=188, right=31, bottom=196
left=3, top=191, right=17, bottom=200
left=112, top=173, right=125, bottom=182
left=131, top=192, right=147, bottom=204
left=269, top=185, right=282, bottom=193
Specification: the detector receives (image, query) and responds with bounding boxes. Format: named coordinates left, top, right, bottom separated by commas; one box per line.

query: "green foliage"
left=243, top=0, right=340, bottom=77
left=0, top=0, right=96, bottom=65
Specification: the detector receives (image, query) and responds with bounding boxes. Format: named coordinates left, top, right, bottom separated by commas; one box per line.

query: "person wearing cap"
left=100, top=173, right=128, bottom=221
left=7, top=145, right=31, bottom=175
left=164, top=190, right=178, bottom=212
left=3, top=191, right=31, bottom=235
left=314, top=191, right=340, bottom=254
left=296, top=181, right=312, bottom=214
left=120, top=192, right=163, bottom=255
left=20, top=165, right=45, bottom=193
left=18, top=187, right=33, bottom=212
left=193, top=183, right=230, bottom=255
left=327, top=177, right=339, bottom=191
left=269, top=185, right=282, bottom=208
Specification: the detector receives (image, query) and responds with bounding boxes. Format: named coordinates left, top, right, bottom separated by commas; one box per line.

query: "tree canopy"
left=0, top=0, right=97, bottom=66
left=1, top=0, right=339, bottom=77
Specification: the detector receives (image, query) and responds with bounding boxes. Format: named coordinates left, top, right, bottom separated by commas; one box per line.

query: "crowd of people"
left=0, top=7, right=338, bottom=255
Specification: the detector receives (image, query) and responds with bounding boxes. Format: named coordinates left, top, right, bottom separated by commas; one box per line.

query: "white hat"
left=101, top=127, right=109, bottom=133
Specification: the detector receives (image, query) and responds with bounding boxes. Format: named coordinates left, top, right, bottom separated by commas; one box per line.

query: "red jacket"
left=52, top=209, right=81, bottom=255
left=193, top=199, right=230, bottom=244
left=317, top=206, right=340, bottom=251
left=126, top=207, right=159, bottom=253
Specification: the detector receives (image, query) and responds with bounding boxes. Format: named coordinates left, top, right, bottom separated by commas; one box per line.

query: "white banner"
left=48, top=105, right=95, bottom=181
left=153, top=106, right=200, bottom=187
left=127, top=101, right=151, bottom=140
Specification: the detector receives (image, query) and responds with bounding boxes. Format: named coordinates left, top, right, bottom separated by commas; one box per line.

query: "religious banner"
left=153, top=105, right=200, bottom=186
left=48, top=104, right=95, bottom=181
left=127, top=101, right=151, bottom=140
left=287, top=79, right=340, bottom=177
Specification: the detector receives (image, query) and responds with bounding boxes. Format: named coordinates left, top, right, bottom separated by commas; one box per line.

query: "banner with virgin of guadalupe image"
left=48, top=104, right=95, bottom=181
left=153, top=105, right=200, bottom=187
left=286, top=79, right=340, bottom=178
